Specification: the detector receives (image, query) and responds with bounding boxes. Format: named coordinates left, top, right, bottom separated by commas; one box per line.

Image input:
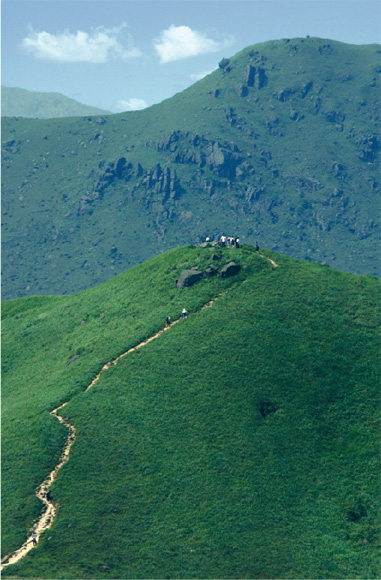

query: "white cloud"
left=115, top=98, right=148, bottom=112
left=154, top=25, right=229, bottom=64
left=190, top=69, right=215, bottom=82
left=21, top=24, right=142, bottom=63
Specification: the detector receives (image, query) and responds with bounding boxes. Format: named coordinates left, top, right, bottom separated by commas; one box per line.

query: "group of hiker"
left=205, top=235, right=261, bottom=253
left=205, top=234, right=240, bottom=248
left=166, top=308, right=188, bottom=326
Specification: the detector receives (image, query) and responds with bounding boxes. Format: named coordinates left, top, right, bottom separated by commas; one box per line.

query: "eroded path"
left=0, top=296, right=221, bottom=569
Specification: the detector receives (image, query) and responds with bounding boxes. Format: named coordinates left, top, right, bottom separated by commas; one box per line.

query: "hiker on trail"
left=235, top=236, right=240, bottom=248
left=32, top=532, right=37, bottom=546
left=220, top=234, right=226, bottom=247
left=228, top=236, right=234, bottom=247
left=255, top=241, right=260, bottom=252
left=166, top=316, right=171, bottom=326
left=182, top=308, right=188, bottom=319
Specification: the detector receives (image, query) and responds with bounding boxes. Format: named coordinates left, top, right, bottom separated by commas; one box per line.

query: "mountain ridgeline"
left=2, top=38, right=380, bottom=299
left=2, top=245, right=380, bottom=578
left=1, top=86, right=112, bottom=119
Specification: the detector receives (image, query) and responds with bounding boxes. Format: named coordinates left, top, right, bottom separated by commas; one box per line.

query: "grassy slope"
left=2, top=246, right=380, bottom=579
left=2, top=38, right=380, bottom=300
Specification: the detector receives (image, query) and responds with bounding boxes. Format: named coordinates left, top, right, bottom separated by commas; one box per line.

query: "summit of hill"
left=2, top=37, right=380, bottom=300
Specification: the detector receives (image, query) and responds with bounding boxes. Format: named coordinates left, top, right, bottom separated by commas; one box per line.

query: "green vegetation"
left=2, top=245, right=380, bottom=578
left=2, top=38, right=380, bottom=300
left=1, top=86, right=112, bottom=119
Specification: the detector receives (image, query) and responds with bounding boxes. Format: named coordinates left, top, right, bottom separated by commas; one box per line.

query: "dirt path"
left=1, top=296, right=218, bottom=570
left=1, top=403, right=75, bottom=569
left=259, top=253, right=278, bottom=268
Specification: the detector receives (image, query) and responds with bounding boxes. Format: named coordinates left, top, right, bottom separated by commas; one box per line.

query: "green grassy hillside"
left=2, top=245, right=380, bottom=579
left=1, top=86, right=112, bottom=119
left=2, top=38, right=380, bottom=300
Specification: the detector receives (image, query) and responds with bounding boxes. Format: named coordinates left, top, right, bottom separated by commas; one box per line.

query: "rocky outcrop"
left=176, top=268, right=204, bottom=289
left=148, top=132, right=243, bottom=180
left=243, top=65, right=268, bottom=89
left=219, top=262, right=241, bottom=278
left=176, top=258, right=239, bottom=289
left=141, top=164, right=181, bottom=201
left=204, top=264, right=219, bottom=276
left=236, top=85, right=248, bottom=98
left=325, top=110, right=345, bottom=123
left=219, top=58, right=231, bottom=72
left=205, top=143, right=242, bottom=179
left=354, top=134, right=380, bottom=162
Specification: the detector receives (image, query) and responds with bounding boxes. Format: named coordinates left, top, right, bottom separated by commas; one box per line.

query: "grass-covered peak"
left=2, top=245, right=380, bottom=578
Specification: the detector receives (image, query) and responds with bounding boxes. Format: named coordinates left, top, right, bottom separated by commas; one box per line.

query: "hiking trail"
left=0, top=296, right=220, bottom=569
left=2, top=253, right=278, bottom=569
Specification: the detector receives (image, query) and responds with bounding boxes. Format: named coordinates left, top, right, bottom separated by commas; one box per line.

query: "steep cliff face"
left=2, top=38, right=380, bottom=298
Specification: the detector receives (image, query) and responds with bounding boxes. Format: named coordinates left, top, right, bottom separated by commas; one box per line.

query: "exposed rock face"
left=325, top=110, right=346, bottom=123
left=176, top=269, right=204, bottom=289
left=354, top=134, right=380, bottom=162
left=219, top=58, right=230, bottom=71
left=205, top=143, right=241, bottom=179
left=236, top=84, right=249, bottom=98
left=244, top=65, right=268, bottom=89
left=219, top=262, right=241, bottom=278
left=142, top=164, right=180, bottom=201
left=79, top=158, right=182, bottom=214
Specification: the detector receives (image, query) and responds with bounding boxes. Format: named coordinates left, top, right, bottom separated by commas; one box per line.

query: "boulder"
left=67, top=354, right=80, bottom=366
left=219, top=262, right=241, bottom=278
left=219, top=57, right=230, bottom=70
left=176, top=269, right=204, bottom=289
left=204, top=264, right=219, bottom=276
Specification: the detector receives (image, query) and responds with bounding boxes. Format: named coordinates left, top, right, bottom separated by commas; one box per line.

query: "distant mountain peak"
left=1, top=86, right=112, bottom=119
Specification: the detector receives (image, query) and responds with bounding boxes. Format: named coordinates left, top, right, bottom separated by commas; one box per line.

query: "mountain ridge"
left=1, top=86, right=112, bottom=119
left=2, top=37, right=380, bottom=300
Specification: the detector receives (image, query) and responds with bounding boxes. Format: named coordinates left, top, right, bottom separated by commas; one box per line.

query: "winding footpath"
left=1, top=254, right=277, bottom=570
left=1, top=298, right=218, bottom=569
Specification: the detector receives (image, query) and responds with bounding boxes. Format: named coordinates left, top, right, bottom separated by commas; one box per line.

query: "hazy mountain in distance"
left=1, top=86, right=112, bottom=119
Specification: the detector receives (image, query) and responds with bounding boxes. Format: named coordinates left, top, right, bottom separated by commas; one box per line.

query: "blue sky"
left=2, top=0, right=380, bottom=113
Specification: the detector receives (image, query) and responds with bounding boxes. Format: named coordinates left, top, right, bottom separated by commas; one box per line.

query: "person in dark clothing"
left=255, top=241, right=260, bottom=252
left=235, top=237, right=240, bottom=248
left=32, top=532, right=37, bottom=545
left=166, top=316, right=171, bottom=326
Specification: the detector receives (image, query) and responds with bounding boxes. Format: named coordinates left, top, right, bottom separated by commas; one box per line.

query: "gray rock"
left=219, top=57, right=230, bottom=70
left=236, top=84, right=248, bottom=97
left=67, top=354, right=80, bottom=366
left=204, top=264, right=219, bottom=276
left=244, top=65, right=267, bottom=89
left=176, top=269, right=204, bottom=289
left=219, top=262, right=241, bottom=278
